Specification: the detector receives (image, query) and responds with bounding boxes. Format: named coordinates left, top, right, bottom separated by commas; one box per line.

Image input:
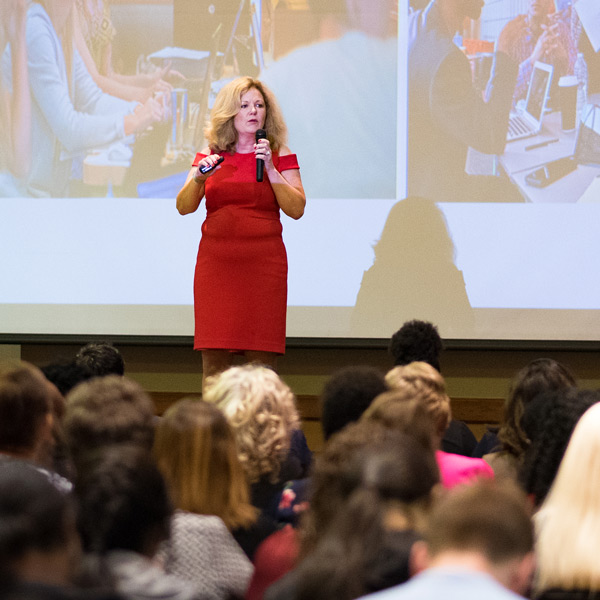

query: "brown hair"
left=499, top=358, right=576, bottom=459
left=426, top=480, right=533, bottom=563
left=154, top=399, right=256, bottom=530
left=64, top=375, right=155, bottom=461
left=363, top=392, right=437, bottom=453
left=0, top=361, right=52, bottom=454
left=384, top=362, right=451, bottom=439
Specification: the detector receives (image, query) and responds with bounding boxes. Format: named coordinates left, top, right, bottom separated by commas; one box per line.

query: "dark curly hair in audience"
left=289, top=424, right=439, bottom=600
left=388, top=320, right=443, bottom=371
left=498, top=358, right=577, bottom=459
left=320, top=366, right=388, bottom=440
left=519, top=387, right=600, bottom=508
left=75, top=343, right=125, bottom=378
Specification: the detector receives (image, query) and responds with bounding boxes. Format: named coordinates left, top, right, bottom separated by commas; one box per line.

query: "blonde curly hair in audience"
left=154, top=398, right=257, bottom=530
left=204, top=76, right=287, bottom=154
left=535, top=402, right=600, bottom=593
left=203, top=365, right=300, bottom=485
left=384, top=362, right=452, bottom=440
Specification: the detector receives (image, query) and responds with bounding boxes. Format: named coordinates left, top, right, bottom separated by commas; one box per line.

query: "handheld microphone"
left=256, top=129, right=266, bottom=182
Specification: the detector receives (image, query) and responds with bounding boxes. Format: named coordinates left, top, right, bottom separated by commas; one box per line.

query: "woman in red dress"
left=176, top=77, right=305, bottom=387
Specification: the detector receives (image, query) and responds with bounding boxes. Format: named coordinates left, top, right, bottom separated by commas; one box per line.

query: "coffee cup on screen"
left=558, top=76, right=578, bottom=132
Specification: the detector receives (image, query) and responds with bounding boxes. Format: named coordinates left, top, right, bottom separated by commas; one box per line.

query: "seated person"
left=0, top=0, right=30, bottom=196
left=11, top=0, right=164, bottom=197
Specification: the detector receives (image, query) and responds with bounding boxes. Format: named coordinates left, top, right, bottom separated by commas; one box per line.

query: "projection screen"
left=1, top=0, right=600, bottom=342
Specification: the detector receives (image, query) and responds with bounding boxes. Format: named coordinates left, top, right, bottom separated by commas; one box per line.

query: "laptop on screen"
left=507, top=61, right=554, bottom=142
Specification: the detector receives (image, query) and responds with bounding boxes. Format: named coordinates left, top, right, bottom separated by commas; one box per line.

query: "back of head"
left=75, top=343, right=125, bottom=378
left=426, top=479, right=533, bottom=564
left=0, top=459, right=75, bottom=583
left=385, top=362, right=451, bottom=440
left=293, top=436, right=439, bottom=600
left=388, top=320, right=443, bottom=371
left=153, top=398, right=255, bottom=529
left=41, top=360, right=93, bottom=397
left=64, top=375, right=155, bottom=463
left=320, top=366, right=387, bottom=440
left=0, top=362, right=52, bottom=457
left=520, top=387, right=600, bottom=507
left=306, top=420, right=439, bottom=552
left=204, top=364, right=299, bottom=484
left=535, top=402, right=600, bottom=591
left=75, top=445, right=172, bottom=556
left=499, top=358, right=577, bottom=458
left=363, top=392, right=437, bottom=453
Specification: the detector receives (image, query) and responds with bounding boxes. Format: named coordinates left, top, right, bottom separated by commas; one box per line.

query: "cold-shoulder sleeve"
left=192, top=153, right=208, bottom=167
left=277, top=153, right=300, bottom=171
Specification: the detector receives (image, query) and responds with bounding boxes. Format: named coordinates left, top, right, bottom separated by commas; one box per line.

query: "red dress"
left=191, top=150, right=300, bottom=354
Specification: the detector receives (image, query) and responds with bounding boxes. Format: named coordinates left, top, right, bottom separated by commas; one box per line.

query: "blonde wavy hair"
left=384, top=362, right=451, bottom=440
left=203, top=365, right=299, bottom=485
left=535, top=402, right=600, bottom=592
left=154, top=398, right=257, bottom=530
left=204, top=76, right=288, bottom=154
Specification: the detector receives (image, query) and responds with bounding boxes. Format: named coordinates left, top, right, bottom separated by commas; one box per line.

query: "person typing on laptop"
left=496, top=0, right=576, bottom=106
left=408, top=0, right=519, bottom=202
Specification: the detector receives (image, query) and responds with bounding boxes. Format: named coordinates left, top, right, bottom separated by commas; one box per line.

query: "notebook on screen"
left=507, top=61, right=554, bottom=142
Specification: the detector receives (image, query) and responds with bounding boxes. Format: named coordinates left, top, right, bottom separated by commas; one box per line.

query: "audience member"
left=534, top=402, right=600, bottom=600
left=75, top=342, right=125, bottom=377
left=320, top=365, right=388, bottom=440
left=0, top=460, right=82, bottom=595
left=388, top=319, right=477, bottom=457
left=496, top=0, right=576, bottom=105
left=389, top=320, right=443, bottom=371
left=0, top=0, right=31, bottom=196
left=479, top=358, right=576, bottom=479
left=16, top=0, right=163, bottom=196
left=41, top=359, right=94, bottom=397
left=363, top=393, right=438, bottom=455
left=385, top=362, right=493, bottom=487
left=359, top=480, right=535, bottom=600
left=0, top=361, right=60, bottom=474
left=63, top=375, right=155, bottom=467
left=154, top=399, right=274, bottom=561
left=264, top=421, right=439, bottom=600
left=519, top=387, right=600, bottom=509
left=75, top=444, right=200, bottom=600
left=204, top=365, right=303, bottom=522
left=408, top=0, right=518, bottom=202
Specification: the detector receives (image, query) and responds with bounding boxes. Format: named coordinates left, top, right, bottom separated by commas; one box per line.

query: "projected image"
left=0, top=0, right=397, bottom=200
left=2, top=0, right=600, bottom=344
left=406, top=0, right=600, bottom=204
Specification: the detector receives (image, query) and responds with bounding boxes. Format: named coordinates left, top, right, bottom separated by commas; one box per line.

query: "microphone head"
left=255, top=129, right=267, bottom=143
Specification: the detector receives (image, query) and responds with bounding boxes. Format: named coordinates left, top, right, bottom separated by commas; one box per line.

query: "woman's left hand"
left=254, top=135, right=275, bottom=174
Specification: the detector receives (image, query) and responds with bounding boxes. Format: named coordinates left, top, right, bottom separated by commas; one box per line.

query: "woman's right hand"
left=194, top=154, right=222, bottom=182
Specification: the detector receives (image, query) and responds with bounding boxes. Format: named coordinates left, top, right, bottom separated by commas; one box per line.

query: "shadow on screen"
left=350, top=197, right=474, bottom=338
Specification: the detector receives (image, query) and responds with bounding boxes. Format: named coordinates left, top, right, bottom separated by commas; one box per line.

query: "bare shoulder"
left=278, top=144, right=293, bottom=157
left=200, top=146, right=211, bottom=155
